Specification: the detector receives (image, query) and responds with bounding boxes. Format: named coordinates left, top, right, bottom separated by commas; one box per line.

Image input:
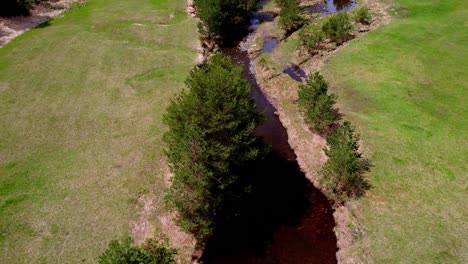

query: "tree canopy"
left=298, top=71, right=340, bottom=133
left=163, top=54, right=268, bottom=242
left=320, top=121, right=371, bottom=200
left=194, top=0, right=259, bottom=44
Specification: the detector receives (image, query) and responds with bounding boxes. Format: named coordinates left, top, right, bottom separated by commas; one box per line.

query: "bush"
left=322, top=12, right=353, bottom=43
left=299, top=22, right=324, bottom=53
left=99, top=237, right=177, bottom=264
left=0, top=0, right=33, bottom=16
left=277, top=0, right=304, bottom=33
left=354, top=6, right=371, bottom=25
left=163, top=54, right=268, bottom=243
left=298, top=72, right=340, bottom=133
left=320, top=121, right=371, bottom=201
left=194, top=0, right=259, bottom=44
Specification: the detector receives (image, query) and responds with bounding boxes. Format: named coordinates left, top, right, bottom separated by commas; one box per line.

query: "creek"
left=200, top=1, right=357, bottom=262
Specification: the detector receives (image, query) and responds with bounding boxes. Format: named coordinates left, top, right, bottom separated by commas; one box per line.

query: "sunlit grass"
left=322, top=0, right=467, bottom=262
left=0, top=0, right=197, bottom=262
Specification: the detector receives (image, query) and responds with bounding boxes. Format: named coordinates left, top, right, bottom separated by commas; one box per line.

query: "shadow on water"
left=202, top=39, right=337, bottom=264
left=202, top=153, right=337, bottom=264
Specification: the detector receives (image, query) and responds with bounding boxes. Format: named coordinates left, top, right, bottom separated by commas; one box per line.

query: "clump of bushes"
left=277, top=0, right=304, bottom=34
left=0, top=0, right=33, bottom=16
left=320, top=121, right=371, bottom=201
left=99, top=237, right=177, bottom=264
left=322, top=12, right=353, bottom=44
left=353, top=6, right=371, bottom=25
left=299, top=9, right=361, bottom=53
left=299, top=22, right=324, bottom=53
left=298, top=71, right=340, bottom=133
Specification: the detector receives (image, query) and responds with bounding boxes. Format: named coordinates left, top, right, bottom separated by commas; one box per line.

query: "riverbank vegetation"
left=277, top=0, right=304, bottom=34
left=321, top=0, right=467, bottom=261
left=321, top=121, right=371, bottom=201
left=252, top=0, right=467, bottom=262
left=99, top=237, right=177, bottom=264
left=298, top=71, right=370, bottom=201
left=298, top=72, right=339, bottom=134
left=163, top=54, right=268, bottom=243
left=194, top=0, right=259, bottom=44
left=0, top=0, right=198, bottom=262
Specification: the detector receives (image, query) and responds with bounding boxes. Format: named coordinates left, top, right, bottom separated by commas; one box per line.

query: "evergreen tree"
left=322, top=12, right=353, bottom=43
left=163, top=54, right=267, bottom=242
left=298, top=72, right=340, bottom=133
left=277, top=0, right=304, bottom=34
left=194, top=0, right=259, bottom=44
left=320, top=121, right=371, bottom=200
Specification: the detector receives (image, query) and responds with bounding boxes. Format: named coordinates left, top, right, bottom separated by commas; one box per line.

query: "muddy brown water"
left=200, top=6, right=338, bottom=263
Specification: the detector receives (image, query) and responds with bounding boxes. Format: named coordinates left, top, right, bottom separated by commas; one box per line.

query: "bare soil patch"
left=0, top=0, right=84, bottom=47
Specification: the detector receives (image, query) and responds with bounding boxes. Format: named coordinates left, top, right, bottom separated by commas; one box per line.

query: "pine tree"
left=320, top=121, right=371, bottom=201
left=194, top=0, right=259, bottom=44
left=298, top=72, right=340, bottom=133
left=163, top=54, right=267, bottom=242
left=277, top=0, right=304, bottom=34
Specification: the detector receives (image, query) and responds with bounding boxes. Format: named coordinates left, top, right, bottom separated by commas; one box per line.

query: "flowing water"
left=200, top=2, right=346, bottom=263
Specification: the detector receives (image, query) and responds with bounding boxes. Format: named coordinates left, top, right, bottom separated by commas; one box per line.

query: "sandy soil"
left=0, top=0, right=85, bottom=47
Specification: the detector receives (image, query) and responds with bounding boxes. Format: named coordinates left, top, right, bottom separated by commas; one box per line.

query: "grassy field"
left=0, top=0, right=197, bottom=262
left=321, top=0, right=467, bottom=262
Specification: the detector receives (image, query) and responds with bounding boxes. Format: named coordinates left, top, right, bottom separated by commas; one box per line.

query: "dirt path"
left=0, top=0, right=85, bottom=47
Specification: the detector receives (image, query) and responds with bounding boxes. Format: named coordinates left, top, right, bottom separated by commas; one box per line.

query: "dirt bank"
left=246, top=0, right=392, bottom=262
left=0, top=0, right=85, bottom=47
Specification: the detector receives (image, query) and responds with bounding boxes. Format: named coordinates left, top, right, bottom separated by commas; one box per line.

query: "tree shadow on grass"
left=34, top=19, right=51, bottom=29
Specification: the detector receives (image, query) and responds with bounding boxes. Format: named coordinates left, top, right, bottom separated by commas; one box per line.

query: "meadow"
left=322, top=0, right=467, bottom=261
left=0, top=0, right=197, bottom=262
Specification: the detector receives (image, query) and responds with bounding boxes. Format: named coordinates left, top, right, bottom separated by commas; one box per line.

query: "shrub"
left=194, top=0, right=259, bottom=44
left=277, top=0, right=304, bottom=33
left=0, top=0, right=33, bottom=16
left=320, top=121, right=371, bottom=201
left=163, top=54, right=268, bottom=243
left=298, top=72, right=340, bottom=133
left=322, top=12, right=353, bottom=43
left=354, top=6, right=371, bottom=25
left=299, top=22, right=324, bottom=53
left=99, top=237, right=177, bottom=264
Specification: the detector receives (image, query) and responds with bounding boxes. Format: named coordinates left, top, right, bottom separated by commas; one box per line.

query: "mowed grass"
left=0, top=0, right=197, bottom=262
left=321, top=0, right=467, bottom=262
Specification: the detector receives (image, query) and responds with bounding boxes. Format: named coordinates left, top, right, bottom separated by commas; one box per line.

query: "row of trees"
left=194, top=0, right=259, bottom=44
left=298, top=72, right=370, bottom=201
